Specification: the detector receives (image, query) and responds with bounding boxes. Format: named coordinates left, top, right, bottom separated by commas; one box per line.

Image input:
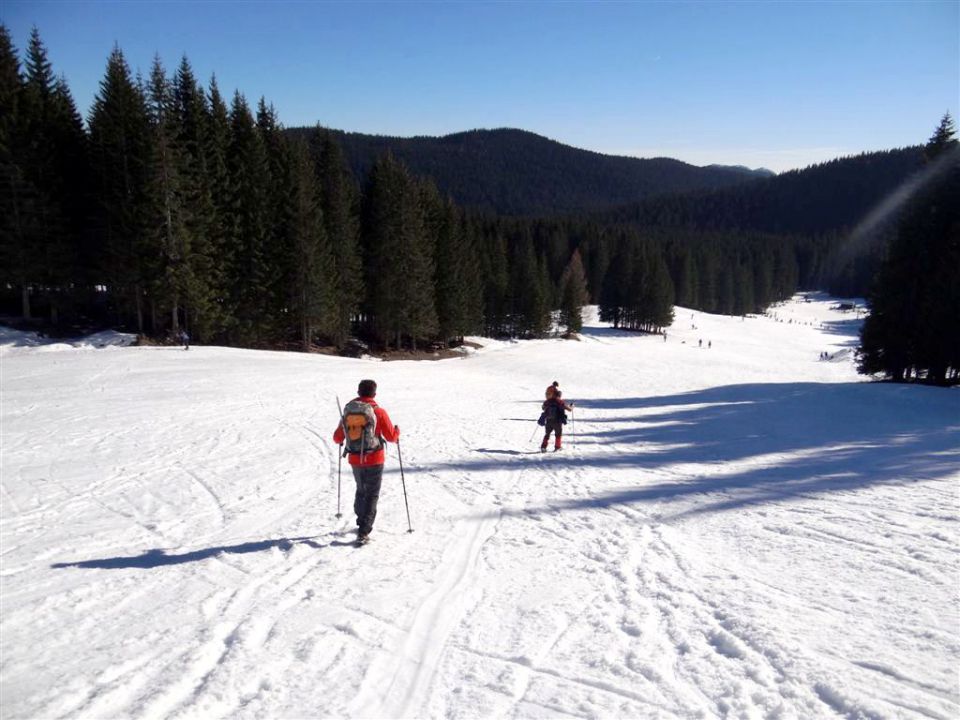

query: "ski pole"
left=336, top=443, right=343, bottom=518
left=335, top=395, right=349, bottom=519
left=396, top=438, right=414, bottom=533
left=528, top=423, right=540, bottom=443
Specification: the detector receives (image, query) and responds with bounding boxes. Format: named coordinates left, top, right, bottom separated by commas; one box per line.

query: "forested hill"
left=601, top=146, right=925, bottom=236
left=285, top=127, right=769, bottom=215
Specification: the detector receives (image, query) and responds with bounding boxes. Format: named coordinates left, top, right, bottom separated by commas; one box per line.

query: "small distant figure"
left=708, top=340, right=712, bottom=349
left=698, top=339, right=703, bottom=348
left=178, top=329, right=190, bottom=351
left=663, top=332, right=667, bottom=342
left=541, top=390, right=574, bottom=453
left=545, top=380, right=560, bottom=400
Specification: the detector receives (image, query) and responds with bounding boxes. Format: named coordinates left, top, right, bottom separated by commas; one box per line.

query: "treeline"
left=858, top=116, right=960, bottom=386
left=598, top=147, right=926, bottom=298
left=1, top=27, right=802, bottom=351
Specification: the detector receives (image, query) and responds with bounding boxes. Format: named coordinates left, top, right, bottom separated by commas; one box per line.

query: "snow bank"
left=0, top=326, right=136, bottom=356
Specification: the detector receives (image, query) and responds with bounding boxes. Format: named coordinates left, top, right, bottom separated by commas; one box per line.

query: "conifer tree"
left=599, top=238, right=633, bottom=328
left=478, top=222, right=510, bottom=336
left=361, top=153, right=438, bottom=348
left=508, top=230, right=550, bottom=337
left=558, top=248, right=589, bottom=333
left=287, top=137, right=333, bottom=349
left=225, top=91, right=272, bottom=345
left=313, top=128, right=363, bottom=346
left=172, top=58, right=224, bottom=340
left=427, top=182, right=482, bottom=342
left=0, top=25, right=30, bottom=318
left=145, top=55, right=190, bottom=335
left=16, top=27, right=81, bottom=323
left=88, top=45, right=153, bottom=332
left=204, top=75, right=233, bottom=336
left=256, top=98, right=292, bottom=337
left=859, top=115, right=959, bottom=384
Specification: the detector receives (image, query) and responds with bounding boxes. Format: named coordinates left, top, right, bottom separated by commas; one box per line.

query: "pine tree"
left=15, top=27, right=80, bottom=323
left=225, top=91, right=272, bottom=345
left=203, top=75, right=233, bottom=338
left=88, top=45, right=153, bottom=332
left=428, top=182, right=482, bottom=342
left=509, top=230, right=550, bottom=337
left=313, top=127, right=363, bottom=346
left=287, top=137, right=333, bottom=349
left=172, top=57, right=224, bottom=341
left=478, top=221, right=510, bottom=336
left=558, top=248, right=589, bottom=333
left=256, top=98, right=293, bottom=339
left=859, top=115, right=960, bottom=384
left=361, top=153, right=437, bottom=348
left=0, top=25, right=30, bottom=318
left=599, top=238, right=633, bottom=328
left=145, top=55, right=190, bottom=336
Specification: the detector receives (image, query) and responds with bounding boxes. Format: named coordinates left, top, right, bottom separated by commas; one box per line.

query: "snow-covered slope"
left=2, top=295, right=957, bottom=719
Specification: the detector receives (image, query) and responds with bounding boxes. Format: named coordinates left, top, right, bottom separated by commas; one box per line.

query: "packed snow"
left=1, top=294, right=957, bottom=719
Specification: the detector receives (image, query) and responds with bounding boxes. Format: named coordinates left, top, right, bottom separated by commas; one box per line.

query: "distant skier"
left=333, top=379, right=400, bottom=545
left=178, top=329, right=190, bottom=351
left=541, top=390, right=574, bottom=453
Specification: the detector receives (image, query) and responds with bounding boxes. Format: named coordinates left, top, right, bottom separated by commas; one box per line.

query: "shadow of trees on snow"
left=450, top=382, right=958, bottom=521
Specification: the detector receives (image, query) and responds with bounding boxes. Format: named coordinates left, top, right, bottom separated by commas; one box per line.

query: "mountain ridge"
left=287, top=126, right=771, bottom=215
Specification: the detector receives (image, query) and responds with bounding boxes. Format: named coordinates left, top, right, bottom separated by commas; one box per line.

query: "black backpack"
left=543, top=399, right=567, bottom=425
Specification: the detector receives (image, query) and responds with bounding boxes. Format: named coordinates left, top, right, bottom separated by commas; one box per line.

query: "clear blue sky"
left=2, top=1, right=957, bottom=172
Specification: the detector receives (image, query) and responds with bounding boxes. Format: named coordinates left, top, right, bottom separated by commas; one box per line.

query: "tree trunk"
left=135, top=285, right=144, bottom=335
left=21, top=283, right=31, bottom=320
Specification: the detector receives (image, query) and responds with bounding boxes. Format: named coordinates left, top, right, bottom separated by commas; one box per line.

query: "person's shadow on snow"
left=51, top=536, right=326, bottom=570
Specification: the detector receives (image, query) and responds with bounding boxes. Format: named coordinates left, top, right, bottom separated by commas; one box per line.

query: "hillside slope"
left=287, top=127, right=767, bottom=215
left=2, top=296, right=957, bottom=719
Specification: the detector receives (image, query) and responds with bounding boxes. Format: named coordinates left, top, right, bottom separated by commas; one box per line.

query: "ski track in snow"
left=2, top=295, right=959, bottom=720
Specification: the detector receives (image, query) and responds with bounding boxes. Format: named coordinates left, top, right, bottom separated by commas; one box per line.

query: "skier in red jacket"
left=541, top=390, right=573, bottom=452
left=333, top=379, right=400, bottom=543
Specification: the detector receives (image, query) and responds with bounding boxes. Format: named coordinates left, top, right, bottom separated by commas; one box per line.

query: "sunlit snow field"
left=2, top=294, right=957, bottom=719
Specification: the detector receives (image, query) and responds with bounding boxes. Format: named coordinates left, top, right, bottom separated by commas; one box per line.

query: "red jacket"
left=333, top=397, right=399, bottom=466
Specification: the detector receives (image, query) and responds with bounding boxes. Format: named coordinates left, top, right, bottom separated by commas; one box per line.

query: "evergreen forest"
left=1, top=27, right=957, bottom=384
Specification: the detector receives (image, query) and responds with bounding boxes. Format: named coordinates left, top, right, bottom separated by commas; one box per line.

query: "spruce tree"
left=88, top=45, right=153, bottom=332
left=145, top=55, right=190, bottom=336
left=859, top=115, right=959, bottom=384
left=428, top=182, right=482, bottom=342
left=256, top=98, right=293, bottom=339
left=17, top=27, right=78, bottom=323
left=0, top=25, right=30, bottom=318
left=478, top=222, right=510, bottom=336
left=509, top=230, right=550, bottom=337
left=313, top=127, right=363, bottom=346
left=287, top=137, right=333, bottom=349
left=558, top=248, right=589, bottom=333
left=204, top=75, right=233, bottom=337
left=361, top=153, right=437, bottom=349
left=225, top=91, right=272, bottom=345
left=172, top=57, right=224, bottom=341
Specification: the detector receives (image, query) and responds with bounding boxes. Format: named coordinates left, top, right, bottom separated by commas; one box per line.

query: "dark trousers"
left=352, top=464, right=384, bottom=535
left=542, top=420, right=563, bottom=448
